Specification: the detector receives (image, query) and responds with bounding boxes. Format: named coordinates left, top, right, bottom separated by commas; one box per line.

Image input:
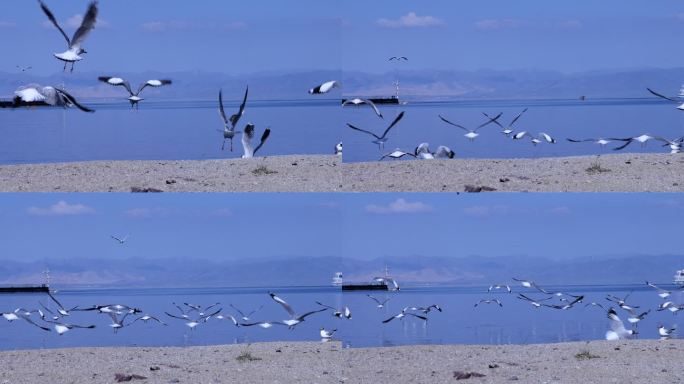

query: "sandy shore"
left=0, top=340, right=682, bottom=383
left=0, top=153, right=682, bottom=192
left=342, top=153, right=684, bottom=192
left=0, top=155, right=342, bottom=192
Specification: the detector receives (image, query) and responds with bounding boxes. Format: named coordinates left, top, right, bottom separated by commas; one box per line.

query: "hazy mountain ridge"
left=1, top=253, right=682, bottom=288
left=1, top=67, right=682, bottom=101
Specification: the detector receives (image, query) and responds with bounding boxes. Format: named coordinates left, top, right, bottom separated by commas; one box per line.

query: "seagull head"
left=79, top=48, right=88, bottom=55
left=307, top=88, right=315, bottom=95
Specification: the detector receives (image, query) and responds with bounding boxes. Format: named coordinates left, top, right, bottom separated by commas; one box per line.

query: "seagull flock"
left=2, top=280, right=681, bottom=344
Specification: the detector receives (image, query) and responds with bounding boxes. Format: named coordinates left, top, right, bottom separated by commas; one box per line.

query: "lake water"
left=0, top=99, right=342, bottom=164
left=1, top=284, right=681, bottom=350
left=343, top=98, right=684, bottom=162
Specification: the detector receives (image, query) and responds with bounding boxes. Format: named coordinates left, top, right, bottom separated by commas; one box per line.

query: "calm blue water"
left=1, top=284, right=681, bottom=350
left=343, top=98, right=684, bottom=162
left=0, top=99, right=342, bottom=164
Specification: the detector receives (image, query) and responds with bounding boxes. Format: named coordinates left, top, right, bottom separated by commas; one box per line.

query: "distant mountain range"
left=1, top=253, right=681, bottom=288
left=1, top=67, right=682, bottom=101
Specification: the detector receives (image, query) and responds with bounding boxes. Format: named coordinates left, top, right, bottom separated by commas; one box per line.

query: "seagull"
left=98, top=77, right=172, bottom=109
left=309, top=81, right=340, bottom=95
left=474, top=299, right=503, bottom=307
left=16, top=65, right=32, bottom=72
left=110, top=234, right=129, bottom=245
left=512, top=278, right=541, bottom=290
left=320, top=327, right=336, bottom=339
left=488, top=284, right=512, bottom=293
left=218, top=87, right=248, bottom=151
left=380, top=149, right=416, bottom=161
left=404, top=305, right=442, bottom=315
left=605, top=308, right=637, bottom=340
left=229, top=304, right=263, bottom=322
left=388, top=56, right=408, bottom=61
left=646, top=281, right=671, bottom=298
left=657, top=301, right=675, bottom=312
left=213, top=314, right=240, bottom=327
left=335, top=142, right=343, bottom=156
left=241, top=124, right=271, bottom=158
left=107, top=312, right=134, bottom=333
left=584, top=302, right=607, bottom=311
left=513, top=131, right=556, bottom=145
left=129, top=315, right=167, bottom=326
left=626, top=309, right=650, bottom=325
left=484, top=109, right=528, bottom=136
left=183, top=302, right=221, bottom=316
left=316, top=302, right=352, bottom=319
left=42, top=318, right=96, bottom=335
left=79, top=304, right=142, bottom=315
left=347, top=111, right=405, bottom=150
left=438, top=113, right=502, bottom=141
left=47, top=291, right=79, bottom=317
left=382, top=311, right=428, bottom=324
left=567, top=138, right=618, bottom=148
left=606, top=294, right=639, bottom=311
left=239, top=321, right=285, bottom=329
left=516, top=294, right=552, bottom=308
left=1, top=311, right=50, bottom=331
left=366, top=294, right=390, bottom=308
left=658, top=325, right=677, bottom=338
left=647, top=88, right=684, bottom=110
left=612, top=135, right=654, bottom=151
left=165, top=308, right=221, bottom=329
left=342, top=98, right=383, bottom=119
left=39, top=1, right=98, bottom=72
left=268, top=292, right=327, bottom=329
left=653, top=137, right=684, bottom=154
left=13, top=84, right=94, bottom=112
left=414, top=143, right=455, bottom=159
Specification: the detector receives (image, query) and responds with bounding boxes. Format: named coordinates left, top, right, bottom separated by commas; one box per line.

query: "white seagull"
left=229, top=304, right=263, bottom=322
left=39, top=1, right=98, bottom=72
left=626, top=309, right=650, bottom=325
left=438, top=113, right=502, bottom=141
left=474, top=299, right=503, bottom=307
left=513, top=131, right=556, bottom=145
left=1, top=310, right=50, bottom=331
left=98, top=77, right=172, bottom=109
left=380, top=149, right=416, bottom=161
left=218, top=86, right=248, bottom=151
left=347, top=111, right=405, bottom=150
left=129, top=314, right=167, bottom=326
left=517, top=294, right=552, bottom=308
left=366, top=294, right=390, bottom=308
left=342, top=98, right=383, bottom=119
left=320, top=327, right=336, bottom=339
left=382, top=311, right=428, bottom=323
left=241, top=124, right=271, bottom=158
left=47, top=291, right=79, bottom=317
left=605, top=308, right=637, bottom=340
left=484, top=109, right=528, bottom=136
left=309, top=81, right=340, bottom=95
left=658, top=325, right=677, bottom=338
left=110, top=234, right=129, bottom=245
left=488, top=284, right=512, bottom=293
left=612, top=135, right=654, bottom=151
left=566, top=138, right=617, bottom=148
left=414, top=143, right=455, bottom=159
left=316, top=302, right=352, bottom=319
left=268, top=292, right=327, bottom=329
left=165, top=308, right=221, bottom=330
left=13, top=84, right=94, bottom=112
left=646, top=281, right=671, bottom=298
left=647, top=88, right=684, bottom=110
left=335, top=142, right=343, bottom=156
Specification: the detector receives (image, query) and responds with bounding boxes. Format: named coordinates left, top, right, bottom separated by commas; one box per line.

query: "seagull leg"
left=230, top=139, right=233, bottom=152
left=63, top=61, right=67, bottom=72
left=70, top=62, right=74, bottom=73
left=221, top=140, right=225, bottom=151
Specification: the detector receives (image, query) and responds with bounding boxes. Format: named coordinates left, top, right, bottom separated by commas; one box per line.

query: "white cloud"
left=140, top=20, right=245, bottom=32
left=27, top=201, right=95, bottom=216
left=376, top=12, right=444, bottom=28
left=365, top=198, right=433, bottom=214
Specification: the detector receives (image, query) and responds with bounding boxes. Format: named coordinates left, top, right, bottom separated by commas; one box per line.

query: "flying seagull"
left=39, top=1, right=98, bottom=72
left=517, top=293, right=552, bottom=308
left=268, top=292, right=327, bottom=329
left=382, top=311, right=428, bottom=324
left=46, top=291, right=79, bottom=317
left=347, top=111, right=405, bottom=150
left=474, top=299, right=503, bottom=307
left=98, top=77, right=172, bottom=109
left=403, top=305, right=442, bottom=315
left=513, top=131, right=556, bottom=145
left=366, top=294, right=390, bottom=308
left=388, top=56, right=408, bottom=61
left=647, top=88, right=684, bottom=110
left=605, top=308, right=637, bottom=340
left=342, top=98, right=383, bottom=119
left=241, top=124, right=271, bottom=158
left=309, top=81, right=340, bottom=95
left=1, top=310, right=50, bottom=331
left=438, top=113, right=502, bottom=141
left=566, top=138, right=618, bottom=148
left=218, top=86, right=248, bottom=151
left=488, top=284, right=512, bottom=293
left=316, top=302, right=352, bottom=319
left=165, top=308, right=221, bottom=329
left=129, top=314, right=167, bottom=326
left=484, top=109, right=528, bottom=136
left=612, top=135, right=654, bottom=151
left=13, top=84, right=94, bottom=112
left=110, top=234, right=129, bottom=245
left=41, top=316, right=96, bottom=335
left=229, top=304, right=263, bottom=322
left=16, top=65, right=32, bottom=72
left=646, top=281, right=671, bottom=298
left=380, top=149, right=416, bottom=161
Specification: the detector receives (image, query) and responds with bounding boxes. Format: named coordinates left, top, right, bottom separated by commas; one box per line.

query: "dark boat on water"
left=0, top=285, right=50, bottom=294
left=342, top=282, right=389, bottom=291
left=341, top=80, right=403, bottom=106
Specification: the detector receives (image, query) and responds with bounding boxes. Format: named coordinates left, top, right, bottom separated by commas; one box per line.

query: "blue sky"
left=0, top=1, right=681, bottom=75
left=0, top=193, right=682, bottom=264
